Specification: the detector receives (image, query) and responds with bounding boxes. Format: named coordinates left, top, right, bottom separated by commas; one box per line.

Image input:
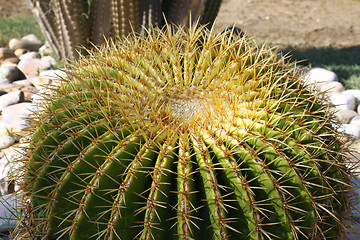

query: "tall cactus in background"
left=26, top=0, right=222, bottom=61
left=15, top=24, right=356, bottom=239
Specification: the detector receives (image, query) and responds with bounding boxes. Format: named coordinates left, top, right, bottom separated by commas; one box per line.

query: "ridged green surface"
left=20, top=25, right=352, bottom=239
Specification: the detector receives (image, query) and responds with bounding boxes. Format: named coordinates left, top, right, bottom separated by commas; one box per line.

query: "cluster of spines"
left=15, top=24, right=355, bottom=239
left=26, top=0, right=223, bottom=61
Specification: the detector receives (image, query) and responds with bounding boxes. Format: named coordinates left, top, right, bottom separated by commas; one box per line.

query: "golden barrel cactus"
left=17, top=24, right=355, bottom=239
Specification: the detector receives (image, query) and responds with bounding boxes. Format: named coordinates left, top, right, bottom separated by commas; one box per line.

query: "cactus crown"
left=16, top=24, right=355, bottom=239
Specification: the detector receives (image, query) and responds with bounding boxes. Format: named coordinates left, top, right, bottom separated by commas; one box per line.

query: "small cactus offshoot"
left=17, top=24, right=355, bottom=239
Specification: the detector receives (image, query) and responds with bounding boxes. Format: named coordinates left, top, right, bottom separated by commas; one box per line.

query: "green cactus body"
left=19, top=25, right=352, bottom=239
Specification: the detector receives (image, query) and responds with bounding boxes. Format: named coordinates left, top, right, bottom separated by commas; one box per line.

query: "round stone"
left=14, top=48, right=28, bottom=58
left=0, top=90, right=24, bottom=111
left=18, top=51, right=40, bottom=61
left=337, top=124, right=360, bottom=138
left=21, top=85, right=39, bottom=101
left=0, top=194, right=17, bottom=230
left=39, top=44, right=53, bottom=56
left=9, top=34, right=42, bottom=51
left=0, top=102, right=35, bottom=135
left=330, top=93, right=356, bottom=110
left=335, top=109, right=358, bottom=124
left=320, top=81, right=345, bottom=95
left=0, top=135, right=15, bottom=149
left=0, top=48, right=16, bottom=65
left=17, top=58, right=54, bottom=76
left=350, top=116, right=360, bottom=127
left=0, top=63, right=26, bottom=83
left=28, top=75, right=51, bottom=91
left=1, top=57, right=19, bottom=65
left=303, top=67, right=338, bottom=90
left=344, top=89, right=360, bottom=101
left=1, top=102, right=34, bottom=123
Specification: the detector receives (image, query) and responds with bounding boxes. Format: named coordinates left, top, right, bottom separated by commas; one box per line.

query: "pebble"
left=13, top=49, right=28, bottom=58
left=304, top=67, right=338, bottom=89
left=1, top=57, right=19, bottom=65
left=0, top=136, right=15, bottom=150
left=0, top=83, right=22, bottom=93
left=9, top=34, right=42, bottom=51
left=0, top=194, right=17, bottom=231
left=344, top=89, right=360, bottom=101
left=28, top=75, right=51, bottom=91
left=40, top=69, right=66, bottom=86
left=320, top=81, right=345, bottom=95
left=18, top=51, right=39, bottom=61
left=39, top=43, right=53, bottom=56
left=12, top=79, right=31, bottom=87
left=335, top=109, right=358, bottom=124
left=338, top=124, right=360, bottom=138
left=0, top=49, right=16, bottom=66
left=20, top=85, right=39, bottom=101
left=0, top=102, right=34, bottom=135
left=0, top=63, right=26, bottom=84
left=330, top=93, right=356, bottom=110
left=0, top=91, right=24, bottom=111
left=17, top=57, right=54, bottom=76
left=350, top=116, right=360, bottom=127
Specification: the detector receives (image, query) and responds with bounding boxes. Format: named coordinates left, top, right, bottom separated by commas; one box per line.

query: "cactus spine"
left=26, top=0, right=222, bottom=61
left=17, top=24, right=354, bottom=239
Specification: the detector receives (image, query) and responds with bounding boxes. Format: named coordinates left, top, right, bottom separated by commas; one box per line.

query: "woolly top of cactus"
left=17, top=23, right=356, bottom=240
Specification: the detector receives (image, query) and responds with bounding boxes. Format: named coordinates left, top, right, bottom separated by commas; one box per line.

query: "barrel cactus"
left=17, top=24, right=355, bottom=239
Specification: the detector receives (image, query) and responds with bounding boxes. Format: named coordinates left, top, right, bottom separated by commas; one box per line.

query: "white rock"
left=0, top=103, right=35, bottom=135
left=0, top=194, right=18, bottom=231
left=40, top=69, right=67, bottom=86
left=330, top=93, right=356, bottom=110
left=12, top=79, right=32, bottom=87
left=0, top=63, right=26, bottom=83
left=18, top=51, right=39, bottom=61
left=0, top=149, right=17, bottom=196
left=0, top=136, right=15, bottom=150
left=31, top=89, right=50, bottom=113
left=17, top=58, right=53, bottom=76
left=9, top=34, right=42, bottom=51
left=2, top=102, right=34, bottom=123
left=0, top=91, right=24, bottom=111
left=350, top=116, right=360, bottom=126
left=28, top=75, right=51, bottom=91
left=320, top=81, right=344, bottom=95
left=40, top=69, right=66, bottom=79
left=334, top=109, right=358, bottom=124
left=344, top=89, right=360, bottom=101
left=21, top=34, right=41, bottom=44
left=337, top=124, right=360, bottom=138
left=39, top=43, right=53, bottom=56
left=303, top=67, right=338, bottom=90
left=41, top=55, right=56, bottom=65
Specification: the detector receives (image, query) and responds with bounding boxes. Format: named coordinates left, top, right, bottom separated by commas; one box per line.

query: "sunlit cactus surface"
left=17, top=24, right=354, bottom=240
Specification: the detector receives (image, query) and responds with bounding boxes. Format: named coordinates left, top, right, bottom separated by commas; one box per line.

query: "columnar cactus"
left=17, top=25, right=354, bottom=239
left=26, top=0, right=222, bottom=61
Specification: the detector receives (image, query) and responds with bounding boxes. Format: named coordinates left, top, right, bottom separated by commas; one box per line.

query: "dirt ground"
left=1, top=0, right=360, bottom=49
left=215, top=0, right=360, bottom=49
